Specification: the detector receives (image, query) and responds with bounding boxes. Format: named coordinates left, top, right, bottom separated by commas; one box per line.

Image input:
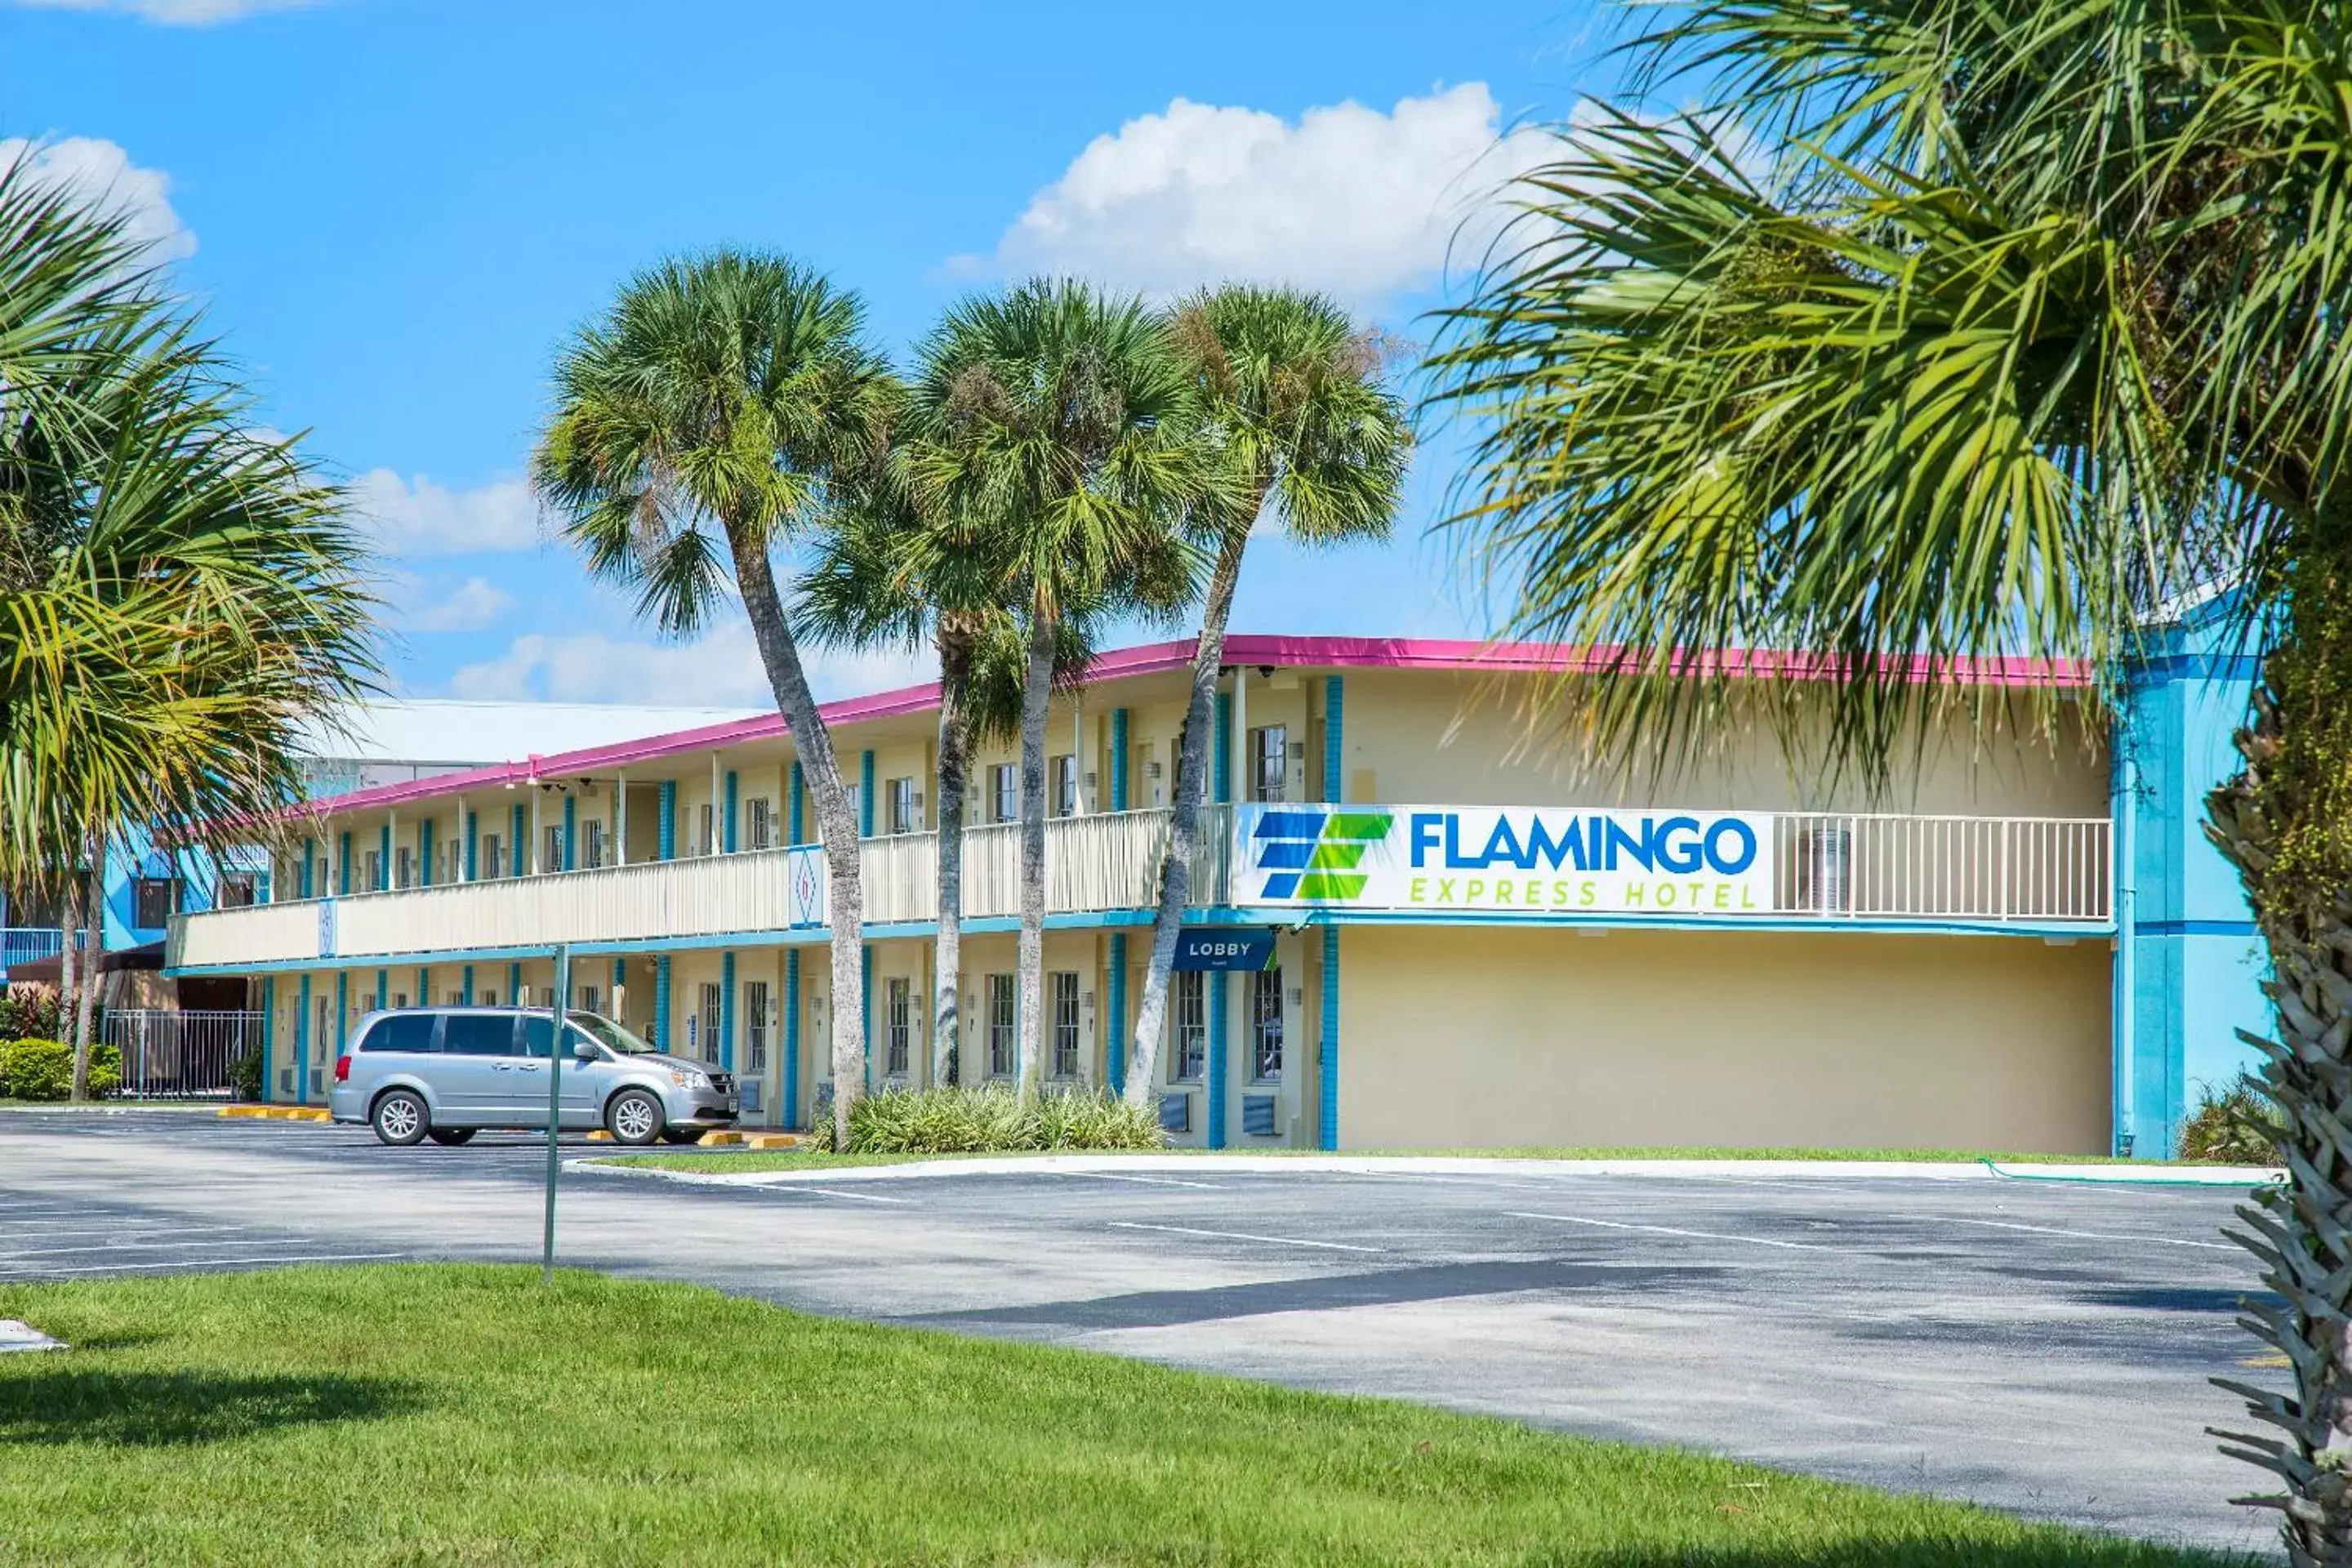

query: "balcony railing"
left=166, top=805, right=2109, bottom=972
left=1, top=928, right=85, bottom=973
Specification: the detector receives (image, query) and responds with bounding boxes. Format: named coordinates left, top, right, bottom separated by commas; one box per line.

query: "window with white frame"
left=986, top=973, right=1016, bottom=1076
left=394, top=845, right=414, bottom=889
left=479, top=989, right=497, bottom=1007
left=885, top=977, right=911, bottom=1076
left=131, top=876, right=180, bottom=930
left=583, top=820, right=607, bottom=869
left=990, top=763, right=1018, bottom=824
left=1250, top=724, right=1289, bottom=804
left=1173, top=971, right=1205, bottom=1081
left=747, top=797, right=774, bottom=850
left=216, top=872, right=257, bottom=909
left=578, top=985, right=600, bottom=1015
left=1050, top=971, right=1080, bottom=1077
left=392, top=991, right=409, bottom=1009
left=697, top=803, right=716, bottom=857
left=365, top=849, right=384, bottom=891
left=888, top=777, right=918, bottom=835
left=446, top=990, right=465, bottom=1008
left=1250, top=967, right=1284, bottom=1082
left=745, top=980, right=769, bottom=1074
left=543, top=825, right=565, bottom=873
left=1050, top=755, right=1077, bottom=817
left=697, top=982, right=722, bottom=1064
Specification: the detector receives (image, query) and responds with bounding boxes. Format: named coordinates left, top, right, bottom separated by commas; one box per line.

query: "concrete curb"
left=568, top=1152, right=2287, bottom=1189
left=218, top=1105, right=330, bottom=1123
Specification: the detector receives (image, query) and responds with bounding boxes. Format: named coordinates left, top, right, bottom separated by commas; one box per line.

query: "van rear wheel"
left=608, top=1089, right=663, bottom=1146
left=372, top=1089, right=429, bottom=1147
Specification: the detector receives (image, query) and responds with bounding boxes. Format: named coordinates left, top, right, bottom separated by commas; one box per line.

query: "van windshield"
left=568, top=1013, right=660, bottom=1055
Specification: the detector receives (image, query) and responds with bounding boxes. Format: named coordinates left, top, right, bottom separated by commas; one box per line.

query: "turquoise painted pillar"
left=611, top=958, right=625, bottom=996
left=789, top=761, right=806, bottom=844
left=1214, top=692, right=1232, bottom=804
left=508, top=961, right=522, bottom=1007
left=374, top=969, right=387, bottom=1009
left=562, top=795, right=577, bottom=871
left=379, top=823, right=392, bottom=889
left=417, top=967, right=431, bottom=1007
left=1320, top=927, right=1341, bottom=1151
left=508, top=804, right=525, bottom=877
left=859, top=751, right=875, bottom=837
left=862, top=944, right=874, bottom=1088
left=658, top=782, right=677, bottom=861
left=299, top=837, right=315, bottom=900
left=654, top=956, right=672, bottom=1051
left=1110, top=708, right=1130, bottom=811
left=261, top=978, right=276, bottom=1101
left=784, top=949, right=802, bottom=1127
left=1207, top=971, right=1229, bottom=1147
left=295, top=974, right=311, bottom=1105
left=337, top=832, right=351, bottom=896
left=1107, top=933, right=1129, bottom=1093
left=419, top=819, right=435, bottom=887
left=724, top=771, right=739, bottom=853
left=335, top=973, right=349, bottom=1060
left=1323, top=677, right=1344, bottom=804
left=720, top=952, right=737, bottom=1071
left=461, top=963, right=474, bottom=1005
left=464, top=810, right=478, bottom=880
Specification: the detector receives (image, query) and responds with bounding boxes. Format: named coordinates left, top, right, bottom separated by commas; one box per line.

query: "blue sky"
left=2, top=0, right=1617, bottom=707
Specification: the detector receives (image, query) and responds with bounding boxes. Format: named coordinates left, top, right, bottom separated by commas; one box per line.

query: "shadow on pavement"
left=0, top=1369, right=418, bottom=1446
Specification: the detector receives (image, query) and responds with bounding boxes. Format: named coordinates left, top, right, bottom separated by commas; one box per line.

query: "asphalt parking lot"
left=0, top=1108, right=2278, bottom=1557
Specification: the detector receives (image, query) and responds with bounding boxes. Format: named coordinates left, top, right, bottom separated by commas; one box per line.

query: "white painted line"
left=0, top=1236, right=292, bottom=1261
left=1506, top=1211, right=1848, bottom=1253
left=797, top=1187, right=915, bottom=1205
left=1927, top=1216, right=2241, bottom=1253
left=1109, top=1220, right=1386, bottom=1254
left=0, top=1252, right=410, bottom=1276
left=1057, top=1171, right=1226, bottom=1190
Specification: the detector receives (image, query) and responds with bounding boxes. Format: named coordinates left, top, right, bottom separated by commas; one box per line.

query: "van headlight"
left=667, top=1068, right=709, bottom=1090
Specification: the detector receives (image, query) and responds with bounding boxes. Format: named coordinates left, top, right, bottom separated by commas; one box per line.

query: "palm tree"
left=0, top=156, right=376, bottom=1098
left=1123, top=286, right=1410, bottom=1107
left=1427, top=1, right=2352, bottom=1554
left=536, top=251, right=893, bottom=1147
left=903, top=279, right=1201, bottom=1101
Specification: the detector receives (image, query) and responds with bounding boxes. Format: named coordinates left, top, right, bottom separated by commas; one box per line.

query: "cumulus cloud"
left=410, top=577, right=514, bottom=633
left=350, top=470, right=540, bottom=558
left=9, top=0, right=320, bottom=23
left=0, top=136, right=193, bottom=260
left=447, top=618, right=934, bottom=708
left=982, top=82, right=1553, bottom=307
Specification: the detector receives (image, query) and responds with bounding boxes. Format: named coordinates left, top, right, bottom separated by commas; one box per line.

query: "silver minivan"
left=328, top=1008, right=738, bottom=1147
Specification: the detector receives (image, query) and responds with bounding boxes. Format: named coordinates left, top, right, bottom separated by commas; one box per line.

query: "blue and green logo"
left=1250, top=810, right=1394, bottom=901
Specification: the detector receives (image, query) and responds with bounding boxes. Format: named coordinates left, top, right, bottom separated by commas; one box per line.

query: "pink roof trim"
left=287, top=634, right=2090, bottom=819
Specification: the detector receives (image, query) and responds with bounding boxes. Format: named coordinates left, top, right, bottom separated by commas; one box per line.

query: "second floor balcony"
left=165, top=805, right=2114, bottom=973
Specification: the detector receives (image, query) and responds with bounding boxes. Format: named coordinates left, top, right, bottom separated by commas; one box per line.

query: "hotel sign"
left=1235, top=804, right=1776, bottom=918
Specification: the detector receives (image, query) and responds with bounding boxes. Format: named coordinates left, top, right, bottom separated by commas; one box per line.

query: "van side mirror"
left=572, top=1041, right=599, bottom=1062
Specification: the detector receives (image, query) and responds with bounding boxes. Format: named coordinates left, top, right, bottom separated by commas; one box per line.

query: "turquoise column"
left=720, top=952, right=737, bottom=1071
left=862, top=944, right=874, bottom=1087
left=295, top=974, right=311, bottom=1105
left=1107, top=933, right=1129, bottom=1094
left=374, top=969, right=387, bottom=1009
left=1320, top=677, right=1344, bottom=1152
left=261, top=978, right=276, bottom=1101
left=859, top=751, right=875, bottom=836
left=419, top=820, right=434, bottom=887
left=379, top=823, right=392, bottom=889
left=724, top=771, right=739, bottom=853
left=611, top=958, right=625, bottom=996
left=658, top=782, right=677, bottom=860
left=653, top=956, right=672, bottom=1051
left=508, top=961, right=522, bottom=1007
left=1207, top=972, right=1228, bottom=1147
left=1110, top=708, right=1131, bottom=810
left=336, top=832, right=351, bottom=896
left=461, top=963, right=474, bottom=1005
left=789, top=762, right=805, bottom=844
left=417, top=966, right=431, bottom=1007
left=508, top=804, right=524, bottom=876
left=562, top=796, right=577, bottom=870
left=464, top=810, right=478, bottom=880
left=1214, top=693, right=1232, bottom=804
left=299, top=838, right=315, bottom=900
left=784, top=949, right=802, bottom=1127
left=335, top=973, right=348, bottom=1060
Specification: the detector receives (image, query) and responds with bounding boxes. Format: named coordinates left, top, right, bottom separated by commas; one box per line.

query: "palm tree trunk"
left=1125, top=523, right=1250, bottom=1107
left=933, top=618, right=973, bottom=1089
left=56, top=870, right=80, bottom=1081
left=1013, top=604, right=1055, bottom=1104
left=70, top=848, right=99, bottom=1100
left=725, top=528, right=866, bottom=1149
left=2206, top=553, right=2352, bottom=1567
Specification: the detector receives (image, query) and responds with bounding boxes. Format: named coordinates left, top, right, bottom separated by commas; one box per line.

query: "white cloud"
left=411, top=577, right=513, bottom=633
left=0, top=136, right=193, bottom=260
left=985, top=82, right=1553, bottom=307
left=9, top=0, right=319, bottom=23
left=350, top=470, right=540, bottom=558
left=446, top=617, right=934, bottom=708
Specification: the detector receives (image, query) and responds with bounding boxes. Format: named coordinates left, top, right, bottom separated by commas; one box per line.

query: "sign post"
left=542, top=942, right=569, bottom=1285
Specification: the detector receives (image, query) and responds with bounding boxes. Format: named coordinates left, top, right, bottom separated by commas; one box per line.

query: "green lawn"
left=595, top=1144, right=2248, bottom=1176
left=0, top=1265, right=2252, bottom=1566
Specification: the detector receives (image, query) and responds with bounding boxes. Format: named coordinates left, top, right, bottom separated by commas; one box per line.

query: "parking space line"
left=1506, top=1211, right=1850, bottom=1253
left=1926, top=1215, right=2240, bottom=1252
left=1108, top=1221, right=1386, bottom=1254
left=0, top=1251, right=411, bottom=1277
left=798, top=1187, right=916, bottom=1205
left=0, top=1236, right=298, bottom=1261
left=1057, top=1171, right=1227, bottom=1190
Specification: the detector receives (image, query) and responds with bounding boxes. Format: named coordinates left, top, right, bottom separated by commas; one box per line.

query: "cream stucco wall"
left=1339, top=925, right=2110, bottom=1153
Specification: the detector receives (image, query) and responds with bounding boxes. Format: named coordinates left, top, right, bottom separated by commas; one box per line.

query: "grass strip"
left=0, top=1264, right=2252, bottom=1566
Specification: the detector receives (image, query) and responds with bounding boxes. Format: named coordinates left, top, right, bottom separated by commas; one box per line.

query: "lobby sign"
left=1173, top=926, right=1276, bottom=972
left=1233, top=804, right=1777, bottom=918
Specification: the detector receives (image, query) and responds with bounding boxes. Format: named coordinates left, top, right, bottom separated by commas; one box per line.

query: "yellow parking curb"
left=586, top=1129, right=614, bottom=1143
left=217, top=1104, right=272, bottom=1119
left=697, top=1130, right=746, bottom=1147
left=745, top=1134, right=802, bottom=1150
left=274, top=1107, right=331, bottom=1123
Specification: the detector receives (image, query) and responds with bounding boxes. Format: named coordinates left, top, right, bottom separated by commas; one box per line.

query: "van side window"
left=359, top=1013, right=438, bottom=1054
left=443, top=1014, right=516, bottom=1056
left=517, top=1016, right=555, bottom=1059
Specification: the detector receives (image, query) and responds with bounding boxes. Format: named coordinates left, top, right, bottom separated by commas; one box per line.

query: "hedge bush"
left=810, top=1085, right=1165, bottom=1155
left=2180, top=1072, right=2284, bottom=1164
left=0, top=990, right=61, bottom=1043
left=0, top=1038, right=121, bottom=1101
left=227, top=1051, right=264, bottom=1102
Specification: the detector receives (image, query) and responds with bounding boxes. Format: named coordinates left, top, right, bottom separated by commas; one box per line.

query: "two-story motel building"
left=163, top=629, right=2258, bottom=1157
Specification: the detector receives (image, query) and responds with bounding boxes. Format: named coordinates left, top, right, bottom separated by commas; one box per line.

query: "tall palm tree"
left=536, top=251, right=893, bottom=1147
left=903, top=279, right=1201, bottom=1101
left=0, top=156, right=376, bottom=1097
left=1427, top=1, right=2352, bottom=1554
left=1123, top=286, right=1410, bottom=1106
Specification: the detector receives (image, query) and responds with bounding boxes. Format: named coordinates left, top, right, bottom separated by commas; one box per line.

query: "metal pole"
left=543, top=942, right=570, bottom=1285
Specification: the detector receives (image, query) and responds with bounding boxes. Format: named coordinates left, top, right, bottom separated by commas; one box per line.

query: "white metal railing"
left=167, top=804, right=2107, bottom=970
left=104, top=1009, right=261, bottom=1098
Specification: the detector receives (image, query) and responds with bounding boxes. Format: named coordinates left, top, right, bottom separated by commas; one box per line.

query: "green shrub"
left=2180, top=1072, right=2284, bottom=1164
left=0, top=1038, right=121, bottom=1101
left=227, top=1051, right=264, bottom=1102
left=842, top=1085, right=1165, bottom=1155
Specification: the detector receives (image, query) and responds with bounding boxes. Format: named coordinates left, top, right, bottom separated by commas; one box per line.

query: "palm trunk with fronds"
left=932, top=616, right=975, bottom=1088
left=1125, top=520, right=1250, bottom=1106
left=728, top=531, right=866, bottom=1148
left=56, top=869, right=81, bottom=1089
left=2206, top=540, right=2352, bottom=1566
left=69, top=844, right=100, bottom=1100
left=1013, top=605, right=1055, bottom=1103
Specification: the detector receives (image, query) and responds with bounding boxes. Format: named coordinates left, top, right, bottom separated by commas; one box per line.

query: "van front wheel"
left=608, top=1089, right=663, bottom=1146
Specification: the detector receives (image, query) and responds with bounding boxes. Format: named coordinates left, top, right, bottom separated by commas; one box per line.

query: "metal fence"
left=1, top=928, right=84, bottom=973
left=102, top=1009, right=261, bottom=1098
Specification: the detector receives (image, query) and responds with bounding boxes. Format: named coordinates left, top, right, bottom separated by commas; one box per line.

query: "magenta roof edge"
left=287, top=633, right=2090, bottom=821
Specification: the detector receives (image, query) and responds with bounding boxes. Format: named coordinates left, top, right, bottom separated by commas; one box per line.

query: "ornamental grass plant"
left=818, top=1085, right=1165, bottom=1155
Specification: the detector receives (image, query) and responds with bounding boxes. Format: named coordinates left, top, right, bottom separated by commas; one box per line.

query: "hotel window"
left=986, top=973, right=1016, bottom=1077
left=479, top=989, right=497, bottom=1007
left=1172, top=971, right=1205, bottom=1082
left=888, top=777, right=918, bottom=836
left=445, top=990, right=466, bottom=1008
left=1250, top=967, right=1284, bottom=1082
left=745, top=981, right=769, bottom=1074
left=394, top=845, right=414, bottom=889
left=131, top=876, right=180, bottom=930
left=1249, top=724, right=1289, bottom=804
left=439, top=843, right=460, bottom=884
left=583, top=820, right=607, bottom=870
left=990, top=763, right=1018, bottom=825
left=1050, top=971, right=1080, bottom=1078
left=482, top=835, right=505, bottom=879
left=216, top=872, right=257, bottom=909
left=885, top=977, right=912, bottom=1076
left=578, top=985, right=600, bottom=1015
left=747, top=797, right=774, bottom=850
left=544, top=826, right=565, bottom=873
left=1050, top=755, right=1077, bottom=817
left=365, top=849, right=384, bottom=892
left=392, top=992, right=410, bottom=1010
left=697, top=982, right=722, bottom=1064
left=697, top=804, right=716, bottom=857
